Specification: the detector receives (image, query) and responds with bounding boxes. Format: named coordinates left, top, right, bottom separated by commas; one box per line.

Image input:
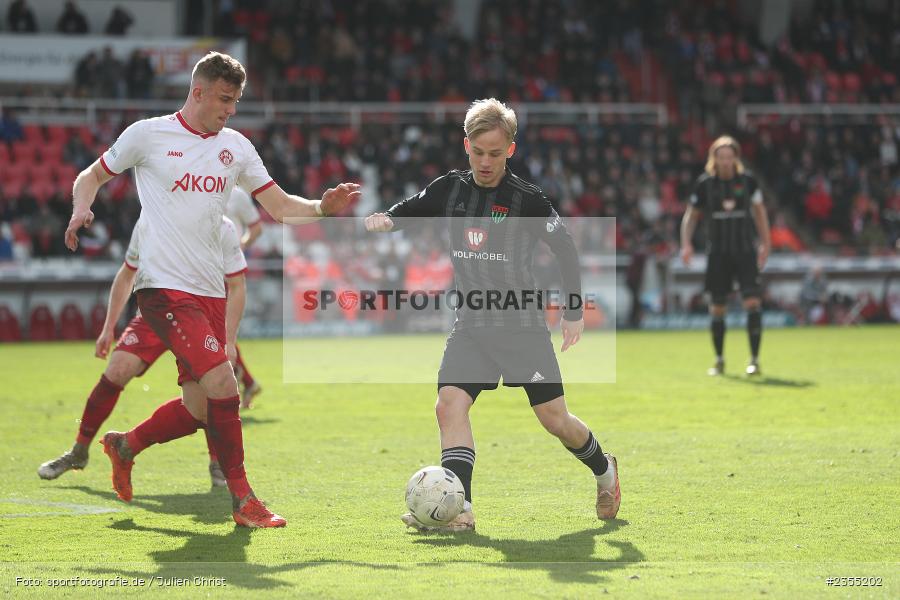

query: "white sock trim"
left=595, top=458, right=616, bottom=489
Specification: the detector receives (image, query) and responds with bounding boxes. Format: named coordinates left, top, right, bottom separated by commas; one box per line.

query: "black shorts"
left=705, top=252, right=761, bottom=305
left=437, top=326, right=564, bottom=406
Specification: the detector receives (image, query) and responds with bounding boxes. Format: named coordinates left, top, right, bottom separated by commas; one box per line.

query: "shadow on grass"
left=721, top=374, right=815, bottom=388
left=410, top=518, right=642, bottom=584
left=86, top=518, right=401, bottom=590
left=239, top=414, right=281, bottom=426
left=61, top=485, right=232, bottom=526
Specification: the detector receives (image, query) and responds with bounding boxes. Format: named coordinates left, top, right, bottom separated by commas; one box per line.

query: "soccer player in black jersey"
left=680, top=136, right=772, bottom=376
left=365, top=99, right=620, bottom=531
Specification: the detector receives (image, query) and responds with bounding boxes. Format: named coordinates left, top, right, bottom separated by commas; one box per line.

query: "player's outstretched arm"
left=95, top=263, right=137, bottom=359
left=65, top=159, right=115, bottom=251
left=254, top=182, right=361, bottom=224
left=680, top=205, right=700, bottom=265
left=224, top=273, right=246, bottom=366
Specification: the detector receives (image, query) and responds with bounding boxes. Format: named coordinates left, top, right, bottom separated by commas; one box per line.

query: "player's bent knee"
left=533, top=399, right=571, bottom=438
left=538, top=413, right=570, bottom=439
left=199, top=362, right=238, bottom=397
left=435, top=387, right=472, bottom=422
left=104, top=352, right=143, bottom=387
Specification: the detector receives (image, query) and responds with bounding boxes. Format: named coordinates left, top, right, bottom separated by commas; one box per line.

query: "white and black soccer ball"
left=405, top=466, right=465, bottom=526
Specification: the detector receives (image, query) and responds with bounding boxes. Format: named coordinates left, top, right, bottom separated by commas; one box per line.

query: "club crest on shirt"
left=491, top=205, right=508, bottom=223
left=218, top=148, right=234, bottom=166
left=465, top=227, right=487, bottom=251
left=546, top=214, right=562, bottom=233
left=204, top=335, right=219, bottom=353
left=722, top=199, right=737, bottom=211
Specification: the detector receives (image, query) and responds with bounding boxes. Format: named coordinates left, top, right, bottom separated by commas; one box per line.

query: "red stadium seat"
left=28, top=162, right=55, bottom=183
left=22, top=124, right=44, bottom=143
left=0, top=305, right=22, bottom=342
left=843, top=73, right=861, bottom=92
left=28, top=180, right=56, bottom=204
left=1, top=161, right=27, bottom=183
left=74, top=126, right=94, bottom=148
left=1, top=179, right=25, bottom=198
left=12, top=141, right=39, bottom=163
left=0, top=144, right=9, bottom=164
left=89, top=304, right=106, bottom=338
left=46, top=125, right=68, bottom=144
left=55, top=164, right=78, bottom=187
left=59, top=304, right=86, bottom=340
left=40, top=142, right=65, bottom=164
left=28, top=305, right=56, bottom=341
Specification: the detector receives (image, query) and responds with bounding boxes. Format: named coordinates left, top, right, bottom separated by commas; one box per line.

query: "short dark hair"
left=191, top=51, right=245, bottom=88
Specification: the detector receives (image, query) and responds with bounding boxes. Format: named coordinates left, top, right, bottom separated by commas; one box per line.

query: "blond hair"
left=191, top=51, right=246, bottom=88
left=705, top=135, right=745, bottom=175
left=464, top=98, right=517, bottom=142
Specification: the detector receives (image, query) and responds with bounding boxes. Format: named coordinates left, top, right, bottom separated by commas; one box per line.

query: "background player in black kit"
left=680, top=136, right=772, bottom=376
left=365, top=99, right=620, bottom=532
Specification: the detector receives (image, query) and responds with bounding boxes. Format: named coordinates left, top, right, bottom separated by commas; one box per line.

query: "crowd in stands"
left=5, top=1, right=133, bottom=35
left=1, top=0, right=898, bottom=267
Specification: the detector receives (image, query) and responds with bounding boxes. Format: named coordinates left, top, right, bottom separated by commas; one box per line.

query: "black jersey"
left=690, top=171, right=763, bottom=255
left=386, top=168, right=583, bottom=329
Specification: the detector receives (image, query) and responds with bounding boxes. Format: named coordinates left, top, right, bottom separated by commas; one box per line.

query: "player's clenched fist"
left=320, top=182, right=361, bottom=216
left=365, top=212, right=394, bottom=232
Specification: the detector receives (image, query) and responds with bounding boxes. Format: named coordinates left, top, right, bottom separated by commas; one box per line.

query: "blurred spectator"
left=0, top=108, right=24, bottom=143
left=770, top=212, right=805, bottom=252
left=0, top=223, right=14, bottom=261
left=800, top=266, right=829, bottom=324
left=804, top=177, right=834, bottom=236
left=6, top=0, right=37, bottom=32
left=97, top=47, right=125, bottom=98
left=73, top=51, right=99, bottom=97
left=57, top=1, right=89, bottom=34
left=104, top=5, right=133, bottom=35
left=125, top=50, right=155, bottom=99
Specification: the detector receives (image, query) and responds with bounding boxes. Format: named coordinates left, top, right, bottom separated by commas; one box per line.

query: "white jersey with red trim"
left=102, top=112, right=273, bottom=297
left=124, top=216, right=247, bottom=277
left=225, top=186, right=262, bottom=242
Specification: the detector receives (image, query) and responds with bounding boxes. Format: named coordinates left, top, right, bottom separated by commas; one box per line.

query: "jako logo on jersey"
left=204, top=335, right=219, bottom=353
left=167, top=150, right=183, bottom=157
left=722, top=199, right=736, bottom=211
left=122, top=332, right=138, bottom=346
left=219, top=149, right=234, bottom=166
left=491, top=205, right=508, bottom=223
left=171, top=173, right=228, bottom=193
left=465, top=228, right=487, bottom=251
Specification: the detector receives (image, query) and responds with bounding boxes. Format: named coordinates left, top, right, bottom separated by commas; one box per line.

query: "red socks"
left=205, top=429, right=217, bottom=461
left=125, top=398, right=203, bottom=455
left=76, top=375, right=123, bottom=446
left=235, top=347, right=255, bottom=388
left=207, top=395, right=251, bottom=499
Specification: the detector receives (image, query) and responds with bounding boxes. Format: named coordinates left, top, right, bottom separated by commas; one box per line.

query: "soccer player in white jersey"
left=64, top=52, right=360, bottom=528
left=225, top=186, right=263, bottom=407
left=39, top=217, right=247, bottom=490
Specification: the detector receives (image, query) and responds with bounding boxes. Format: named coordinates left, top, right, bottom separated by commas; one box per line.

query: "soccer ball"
left=405, top=466, right=465, bottom=526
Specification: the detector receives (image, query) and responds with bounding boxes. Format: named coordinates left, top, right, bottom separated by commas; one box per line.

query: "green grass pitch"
left=1, top=326, right=898, bottom=598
